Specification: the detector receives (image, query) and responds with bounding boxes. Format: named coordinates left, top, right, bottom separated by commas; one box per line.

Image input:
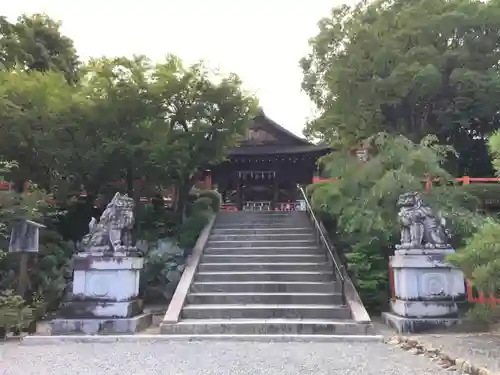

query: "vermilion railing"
left=466, top=280, right=500, bottom=307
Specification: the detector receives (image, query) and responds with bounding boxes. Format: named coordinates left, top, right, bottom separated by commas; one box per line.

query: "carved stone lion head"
left=108, top=192, right=135, bottom=211
left=397, top=191, right=423, bottom=208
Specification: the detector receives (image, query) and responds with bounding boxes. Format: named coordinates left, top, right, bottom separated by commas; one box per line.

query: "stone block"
left=49, top=254, right=151, bottom=335
left=390, top=253, right=465, bottom=301
left=58, top=299, right=143, bottom=318
left=71, top=254, right=143, bottom=301
left=50, top=313, right=152, bottom=335
left=382, top=312, right=461, bottom=333
left=390, top=299, right=458, bottom=318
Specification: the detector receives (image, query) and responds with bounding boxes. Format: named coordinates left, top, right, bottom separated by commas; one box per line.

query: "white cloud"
left=3, top=0, right=350, bottom=136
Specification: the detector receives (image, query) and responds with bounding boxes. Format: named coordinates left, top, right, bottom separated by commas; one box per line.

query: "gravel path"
left=410, top=333, right=500, bottom=372
left=0, top=340, right=448, bottom=375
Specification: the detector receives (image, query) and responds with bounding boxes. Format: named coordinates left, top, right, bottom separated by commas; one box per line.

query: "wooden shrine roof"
left=228, top=110, right=331, bottom=157
left=228, top=143, right=330, bottom=156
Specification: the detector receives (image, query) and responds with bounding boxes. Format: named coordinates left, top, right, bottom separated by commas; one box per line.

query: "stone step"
left=160, top=319, right=372, bottom=336
left=208, top=234, right=316, bottom=241
left=186, top=292, right=343, bottom=305
left=181, top=304, right=351, bottom=320
left=216, top=214, right=306, bottom=220
left=207, top=240, right=317, bottom=248
left=201, top=254, right=328, bottom=263
left=214, top=219, right=309, bottom=225
left=198, top=262, right=331, bottom=272
left=203, top=246, right=322, bottom=255
left=216, top=217, right=308, bottom=222
left=195, top=271, right=334, bottom=282
left=216, top=212, right=305, bottom=216
left=211, top=227, right=312, bottom=235
left=213, top=225, right=308, bottom=230
left=190, top=281, right=338, bottom=293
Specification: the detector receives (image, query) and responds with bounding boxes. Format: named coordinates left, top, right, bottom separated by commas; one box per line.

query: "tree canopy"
left=0, top=12, right=259, bottom=321
left=301, top=0, right=500, bottom=176
left=0, top=14, right=80, bottom=83
left=0, top=18, right=258, bottom=208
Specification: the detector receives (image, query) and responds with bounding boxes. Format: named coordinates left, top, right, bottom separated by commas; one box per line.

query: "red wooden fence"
left=466, top=280, right=500, bottom=307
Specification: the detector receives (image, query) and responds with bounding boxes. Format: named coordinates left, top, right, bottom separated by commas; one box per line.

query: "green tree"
left=0, top=69, right=80, bottom=192
left=151, top=56, right=259, bottom=214
left=0, top=14, right=80, bottom=83
left=72, top=56, right=159, bottom=198
left=301, top=0, right=500, bottom=176
left=309, top=133, right=480, bottom=310
left=448, top=130, right=500, bottom=297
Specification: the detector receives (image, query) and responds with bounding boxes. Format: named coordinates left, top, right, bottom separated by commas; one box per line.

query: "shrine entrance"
left=217, top=169, right=302, bottom=211
left=238, top=170, right=277, bottom=211
left=209, top=111, right=331, bottom=211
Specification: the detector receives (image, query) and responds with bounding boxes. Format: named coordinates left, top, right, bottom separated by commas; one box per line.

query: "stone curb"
left=386, top=335, right=498, bottom=375
left=21, top=334, right=385, bottom=345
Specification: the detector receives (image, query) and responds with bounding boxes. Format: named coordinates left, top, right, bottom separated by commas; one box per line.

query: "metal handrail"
left=297, top=184, right=346, bottom=304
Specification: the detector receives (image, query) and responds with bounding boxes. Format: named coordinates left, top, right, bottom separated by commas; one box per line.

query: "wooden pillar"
left=205, top=170, right=212, bottom=190
left=272, top=172, right=278, bottom=210
left=425, top=177, right=432, bottom=194
left=236, top=173, right=242, bottom=210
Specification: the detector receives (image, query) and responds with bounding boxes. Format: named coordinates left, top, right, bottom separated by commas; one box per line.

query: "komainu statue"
left=396, top=192, right=451, bottom=250
left=80, top=192, right=136, bottom=253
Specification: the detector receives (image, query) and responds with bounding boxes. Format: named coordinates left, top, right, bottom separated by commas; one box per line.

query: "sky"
left=3, top=0, right=349, bottom=136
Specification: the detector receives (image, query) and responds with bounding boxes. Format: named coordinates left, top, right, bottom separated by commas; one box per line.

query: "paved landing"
left=1, top=341, right=449, bottom=375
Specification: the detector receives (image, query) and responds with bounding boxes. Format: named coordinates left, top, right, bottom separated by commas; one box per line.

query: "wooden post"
left=272, top=172, right=278, bottom=210
left=9, top=220, right=46, bottom=298
left=466, top=280, right=475, bottom=303
left=425, top=177, right=432, bottom=194
left=236, top=173, right=242, bottom=211
left=205, top=170, right=212, bottom=190
left=17, top=253, right=29, bottom=298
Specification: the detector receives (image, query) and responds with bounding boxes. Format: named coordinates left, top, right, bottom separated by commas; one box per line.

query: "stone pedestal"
left=50, top=252, right=152, bottom=335
left=382, top=249, right=465, bottom=333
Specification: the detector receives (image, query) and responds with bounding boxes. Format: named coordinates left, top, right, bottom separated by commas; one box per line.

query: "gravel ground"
left=409, top=333, right=500, bottom=372
left=0, top=340, right=449, bottom=375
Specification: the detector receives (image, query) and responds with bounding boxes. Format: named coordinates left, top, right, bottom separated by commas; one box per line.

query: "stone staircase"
left=161, top=211, right=378, bottom=339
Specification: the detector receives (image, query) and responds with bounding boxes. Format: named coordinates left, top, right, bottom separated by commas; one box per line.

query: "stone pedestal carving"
left=51, top=253, right=152, bottom=335
left=382, top=192, right=465, bottom=333
left=50, top=193, right=152, bottom=335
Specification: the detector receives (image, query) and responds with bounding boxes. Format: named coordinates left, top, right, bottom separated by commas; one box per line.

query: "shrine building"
left=205, top=110, right=331, bottom=211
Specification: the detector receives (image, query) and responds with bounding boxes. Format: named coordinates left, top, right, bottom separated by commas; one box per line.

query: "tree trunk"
left=126, top=164, right=134, bottom=197
left=125, top=164, right=138, bottom=246
left=175, top=173, right=199, bottom=219
left=175, top=181, right=189, bottom=218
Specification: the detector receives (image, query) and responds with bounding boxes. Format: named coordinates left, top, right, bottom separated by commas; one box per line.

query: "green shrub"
left=197, top=190, right=221, bottom=212
left=178, top=211, right=211, bottom=250
left=464, top=304, right=500, bottom=326
left=459, top=183, right=500, bottom=207
left=31, top=229, right=74, bottom=310
left=309, top=133, right=481, bottom=312
left=191, top=197, right=213, bottom=214
left=0, top=291, right=32, bottom=331
left=448, top=219, right=500, bottom=294
left=178, top=196, right=213, bottom=250
left=140, top=238, right=185, bottom=303
left=135, top=204, right=180, bottom=241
